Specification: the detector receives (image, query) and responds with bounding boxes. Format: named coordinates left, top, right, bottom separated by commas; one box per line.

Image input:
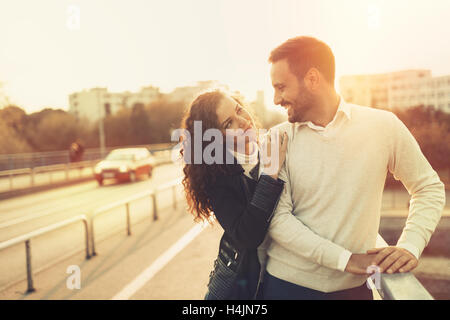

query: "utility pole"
left=97, top=89, right=106, bottom=158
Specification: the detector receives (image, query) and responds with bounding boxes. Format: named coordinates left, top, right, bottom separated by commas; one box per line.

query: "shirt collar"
left=295, top=95, right=351, bottom=131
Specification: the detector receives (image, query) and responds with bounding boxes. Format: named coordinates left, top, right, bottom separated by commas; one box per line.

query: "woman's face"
left=215, top=94, right=256, bottom=153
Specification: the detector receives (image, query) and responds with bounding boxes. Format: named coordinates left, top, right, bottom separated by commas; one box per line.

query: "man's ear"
left=304, top=67, right=321, bottom=92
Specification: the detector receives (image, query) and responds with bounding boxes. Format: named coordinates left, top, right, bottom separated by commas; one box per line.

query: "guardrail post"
left=82, top=219, right=91, bottom=259
left=126, top=203, right=131, bottom=236
left=152, top=192, right=158, bottom=221
left=25, top=240, right=36, bottom=293
left=91, top=218, right=97, bottom=256
left=31, top=168, right=35, bottom=187
left=65, top=164, right=69, bottom=181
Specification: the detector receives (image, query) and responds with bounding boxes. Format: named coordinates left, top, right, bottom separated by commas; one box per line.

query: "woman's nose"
left=239, top=117, right=250, bottom=129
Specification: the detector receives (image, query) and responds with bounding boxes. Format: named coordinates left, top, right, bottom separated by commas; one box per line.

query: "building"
left=166, top=80, right=230, bottom=104
left=339, top=69, right=450, bottom=113
left=68, top=81, right=234, bottom=122
left=68, top=86, right=161, bottom=122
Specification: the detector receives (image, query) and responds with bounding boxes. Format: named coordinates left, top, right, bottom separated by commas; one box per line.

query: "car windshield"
left=105, top=153, right=135, bottom=161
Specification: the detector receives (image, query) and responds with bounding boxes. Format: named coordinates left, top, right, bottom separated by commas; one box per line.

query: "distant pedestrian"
left=69, top=139, right=85, bottom=162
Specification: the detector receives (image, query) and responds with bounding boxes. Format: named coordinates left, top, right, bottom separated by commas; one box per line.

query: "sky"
left=1, top=0, right=450, bottom=113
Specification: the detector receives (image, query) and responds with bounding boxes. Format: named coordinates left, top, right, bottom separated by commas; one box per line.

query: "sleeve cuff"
left=396, top=242, right=420, bottom=260
left=249, top=174, right=285, bottom=220
left=337, top=249, right=353, bottom=272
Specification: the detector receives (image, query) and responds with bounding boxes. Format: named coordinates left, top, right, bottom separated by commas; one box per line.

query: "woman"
left=180, top=90, right=287, bottom=300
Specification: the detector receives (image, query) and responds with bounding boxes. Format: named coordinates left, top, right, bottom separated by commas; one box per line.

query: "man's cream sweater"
left=262, top=98, right=446, bottom=293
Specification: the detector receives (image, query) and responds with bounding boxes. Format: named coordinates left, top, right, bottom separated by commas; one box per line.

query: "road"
left=0, top=163, right=183, bottom=291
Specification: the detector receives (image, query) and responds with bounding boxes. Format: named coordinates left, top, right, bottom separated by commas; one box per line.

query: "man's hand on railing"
left=366, top=246, right=418, bottom=274
left=344, top=253, right=378, bottom=275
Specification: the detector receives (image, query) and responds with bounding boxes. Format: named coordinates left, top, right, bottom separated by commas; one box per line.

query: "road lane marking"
left=111, top=223, right=205, bottom=300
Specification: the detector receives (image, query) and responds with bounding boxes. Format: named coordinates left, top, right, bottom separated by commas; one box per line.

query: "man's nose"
left=274, top=92, right=282, bottom=106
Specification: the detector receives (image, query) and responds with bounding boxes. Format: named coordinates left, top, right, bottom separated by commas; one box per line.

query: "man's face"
left=270, top=59, right=314, bottom=123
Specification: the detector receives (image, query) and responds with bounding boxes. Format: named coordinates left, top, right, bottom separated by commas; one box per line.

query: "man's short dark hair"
left=269, top=36, right=335, bottom=85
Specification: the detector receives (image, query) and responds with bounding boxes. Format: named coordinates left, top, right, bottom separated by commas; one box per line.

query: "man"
left=261, top=36, right=446, bottom=300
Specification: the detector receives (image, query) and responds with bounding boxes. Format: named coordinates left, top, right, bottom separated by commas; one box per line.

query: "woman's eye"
left=225, top=121, right=232, bottom=129
left=237, top=107, right=242, bottom=114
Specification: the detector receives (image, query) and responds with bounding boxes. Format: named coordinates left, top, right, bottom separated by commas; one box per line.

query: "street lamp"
left=96, top=89, right=106, bottom=158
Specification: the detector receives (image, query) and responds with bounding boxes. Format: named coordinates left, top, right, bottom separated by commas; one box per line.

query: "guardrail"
left=90, top=177, right=182, bottom=255
left=367, top=234, right=434, bottom=300
left=0, top=160, right=98, bottom=192
left=0, top=149, right=175, bottom=193
left=0, top=215, right=90, bottom=294
left=0, top=143, right=175, bottom=171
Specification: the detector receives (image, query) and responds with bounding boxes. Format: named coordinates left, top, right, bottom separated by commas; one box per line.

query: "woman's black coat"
left=206, top=162, right=285, bottom=299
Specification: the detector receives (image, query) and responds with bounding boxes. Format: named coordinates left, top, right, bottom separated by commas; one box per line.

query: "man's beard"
left=287, top=92, right=315, bottom=123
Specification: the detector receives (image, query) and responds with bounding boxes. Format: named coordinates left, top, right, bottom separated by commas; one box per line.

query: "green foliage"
left=394, top=105, right=450, bottom=170
left=386, top=105, right=450, bottom=186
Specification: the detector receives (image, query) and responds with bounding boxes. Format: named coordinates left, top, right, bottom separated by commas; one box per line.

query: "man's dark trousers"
left=261, top=271, right=373, bottom=300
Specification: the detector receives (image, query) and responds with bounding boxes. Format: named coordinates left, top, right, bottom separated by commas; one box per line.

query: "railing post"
left=126, top=203, right=131, bottom=236
left=49, top=170, right=52, bottom=184
left=9, top=172, right=13, bottom=191
left=25, top=240, right=35, bottom=293
left=31, top=168, right=35, bottom=187
left=65, top=164, right=69, bottom=181
left=152, top=192, right=158, bottom=221
left=91, top=218, right=97, bottom=256
left=82, top=219, right=91, bottom=259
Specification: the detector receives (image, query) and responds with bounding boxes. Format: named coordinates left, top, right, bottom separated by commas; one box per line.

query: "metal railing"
left=367, top=234, right=434, bottom=300
left=0, top=143, right=175, bottom=171
left=0, top=160, right=98, bottom=192
left=0, top=149, right=175, bottom=193
left=90, top=178, right=182, bottom=255
left=0, top=177, right=182, bottom=294
left=0, top=215, right=90, bottom=294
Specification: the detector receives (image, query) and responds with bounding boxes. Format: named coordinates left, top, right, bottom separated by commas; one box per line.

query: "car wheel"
left=129, top=171, right=136, bottom=182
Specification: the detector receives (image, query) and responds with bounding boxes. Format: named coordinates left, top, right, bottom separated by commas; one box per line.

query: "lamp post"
left=96, top=89, right=106, bottom=158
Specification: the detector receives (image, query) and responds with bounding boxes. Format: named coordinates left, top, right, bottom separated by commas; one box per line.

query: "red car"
left=94, top=148, right=155, bottom=186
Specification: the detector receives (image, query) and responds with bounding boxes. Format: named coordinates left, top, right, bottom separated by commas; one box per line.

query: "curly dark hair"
left=180, top=90, right=250, bottom=224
